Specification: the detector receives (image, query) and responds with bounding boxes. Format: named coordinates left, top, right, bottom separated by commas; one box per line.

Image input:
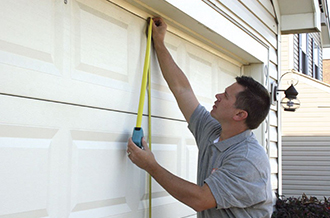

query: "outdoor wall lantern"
left=271, top=70, right=300, bottom=112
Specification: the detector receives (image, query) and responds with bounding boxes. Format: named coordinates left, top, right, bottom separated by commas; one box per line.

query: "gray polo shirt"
left=188, top=104, right=273, bottom=218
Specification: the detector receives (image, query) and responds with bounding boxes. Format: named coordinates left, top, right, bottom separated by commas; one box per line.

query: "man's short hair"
left=235, top=76, right=270, bottom=129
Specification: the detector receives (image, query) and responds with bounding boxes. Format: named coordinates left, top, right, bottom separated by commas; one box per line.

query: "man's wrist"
left=145, top=161, right=160, bottom=176
left=153, top=40, right=165, bottom=50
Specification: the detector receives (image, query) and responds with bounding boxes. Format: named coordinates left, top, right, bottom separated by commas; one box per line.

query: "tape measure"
left=132, top=18, right=153, bottom=149
left=132, top=18, right=153, bottom=218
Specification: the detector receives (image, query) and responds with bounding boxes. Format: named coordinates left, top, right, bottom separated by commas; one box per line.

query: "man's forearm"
left=151, top=17, right=199, bottom=122
left=146, top=161, right=216, bottom=212
left=153, top=41, right=199, bottom=122
left=127, top=137, right=210, bottom=211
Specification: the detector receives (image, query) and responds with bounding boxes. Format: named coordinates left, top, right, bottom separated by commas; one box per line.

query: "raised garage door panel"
left=0, top=0, right=148, bottom=117
left=0, top=0, right=240, bottom=121
left=0, top=0, right=240, bottom=217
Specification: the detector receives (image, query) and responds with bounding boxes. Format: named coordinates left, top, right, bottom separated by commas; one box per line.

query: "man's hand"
left=127, top=137, right=157, bottom=172
left=152, top=17, right=167, bottom=46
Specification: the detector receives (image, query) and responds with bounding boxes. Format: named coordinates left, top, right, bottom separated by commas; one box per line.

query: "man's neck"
left=219, top=124, right=248, bottom=141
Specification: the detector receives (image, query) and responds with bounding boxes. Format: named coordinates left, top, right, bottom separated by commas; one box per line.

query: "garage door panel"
left=150, top=138, right=180, bottom=207
left=70, top=131, right=132, bottom=216
left=152, top=38, right=180, bottom=94
left=0, top=94, right=197, bottom=217
left=186, top=42, right=240, bottom=110
left=0, top=0, right=60, bottom=77
left=73, top=141, right=127, bottom=201
left=73, top=1, right=132, bottom=84
left=146, top=123, right=197, bottom=216
left=187, top=48, right=215, bottom=103
left=149, top=37, right=186, bottom=120
left=0, top=125, right=57, bottom=217
left=0, top=41, right=60, bottom=77
left=218, top=63, right=241, bottom=90
left=71, top=0, right=146, bottom=115
left=0, top=95, right=137, bottom=217
left=1, top=0, right=239, bottom=122
left=0, top=0, right=62, bottom=96
left=0, top=0, right=145, bottom=116
left=186, top=144, right=199, bottom=183
left=0, top=0, right=53, bottom=52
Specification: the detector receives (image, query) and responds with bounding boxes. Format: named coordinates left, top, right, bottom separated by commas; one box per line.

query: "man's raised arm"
left=152, top=17, right=199, bottom=123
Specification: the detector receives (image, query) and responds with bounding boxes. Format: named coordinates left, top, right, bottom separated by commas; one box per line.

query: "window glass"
left=314, top=43, right=319, bottom=66
left=301, top=34, right=307, bottom=52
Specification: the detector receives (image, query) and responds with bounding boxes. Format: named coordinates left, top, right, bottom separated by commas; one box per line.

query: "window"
left=312, top=39, right=320, bottom=80
left=299, top=34, right=308, bottom=75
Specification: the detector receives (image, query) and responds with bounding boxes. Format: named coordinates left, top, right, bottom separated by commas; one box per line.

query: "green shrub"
left=272, top=193, right=330, bottom=218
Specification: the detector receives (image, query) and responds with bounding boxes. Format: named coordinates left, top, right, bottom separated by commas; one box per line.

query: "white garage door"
left=0, top=0, right=241, bottom=217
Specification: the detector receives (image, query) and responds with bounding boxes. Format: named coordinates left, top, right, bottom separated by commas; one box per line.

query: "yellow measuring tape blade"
left=134, top=18, right=153, bottom=217
left=136, top=19, right=153, bottom=128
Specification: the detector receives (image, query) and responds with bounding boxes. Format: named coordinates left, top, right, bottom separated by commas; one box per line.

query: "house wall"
left=0, top=0, right=280, bottom=217
left=281, top=31, right=330, bottom=200
left=281, top=32, right=330, bottom=136
left=281, top=74, right=330, bottom=135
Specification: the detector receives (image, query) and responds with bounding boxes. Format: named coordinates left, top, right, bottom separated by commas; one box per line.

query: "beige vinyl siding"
left=205, top=0, right=278, bottom=54
left=282, top=74, right=330, bottom=136
left=280, top=35, right=291, bottom=70
left=258, top=0, right=276, bottom=17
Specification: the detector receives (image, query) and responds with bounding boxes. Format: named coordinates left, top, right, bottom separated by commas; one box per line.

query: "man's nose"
left=215, top=93, right=222, bottom=100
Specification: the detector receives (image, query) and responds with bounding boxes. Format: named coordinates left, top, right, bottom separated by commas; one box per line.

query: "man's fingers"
left=152, top=17, right=162, bottom=26
left=141, top=137, right=149, bottom=151
left=128, top=137, right=138, bottom=151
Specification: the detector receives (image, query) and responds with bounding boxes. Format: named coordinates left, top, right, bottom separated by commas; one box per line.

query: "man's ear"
left=233, top=110, right=248, bottom=121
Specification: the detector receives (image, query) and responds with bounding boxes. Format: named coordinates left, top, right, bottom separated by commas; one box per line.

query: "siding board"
left=240, top=0, right=277, bottom=33
left=270, top=142, right=278, bottom=158
left=282, top=74, right=330, bottom=136
left=205, top=0, right=277, bottom=48
left=257, top=0, right=276, bottom=17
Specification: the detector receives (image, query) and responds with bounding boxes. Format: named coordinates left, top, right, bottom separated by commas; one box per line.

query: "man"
left=127, top=17, right=273, bottom=217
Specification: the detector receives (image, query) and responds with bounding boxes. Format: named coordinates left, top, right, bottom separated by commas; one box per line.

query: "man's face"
left=210, top=82, right=245, bottom=123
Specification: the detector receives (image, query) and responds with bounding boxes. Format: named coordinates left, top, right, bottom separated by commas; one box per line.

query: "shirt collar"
left=213, top=129, right=252, bottom=152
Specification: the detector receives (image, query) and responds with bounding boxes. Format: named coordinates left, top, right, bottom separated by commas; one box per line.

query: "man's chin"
left=210, top=109, right=215, bottom=118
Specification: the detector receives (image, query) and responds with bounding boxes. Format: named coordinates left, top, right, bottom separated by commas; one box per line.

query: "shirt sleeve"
left=188, top=104, right=221, bottom=149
